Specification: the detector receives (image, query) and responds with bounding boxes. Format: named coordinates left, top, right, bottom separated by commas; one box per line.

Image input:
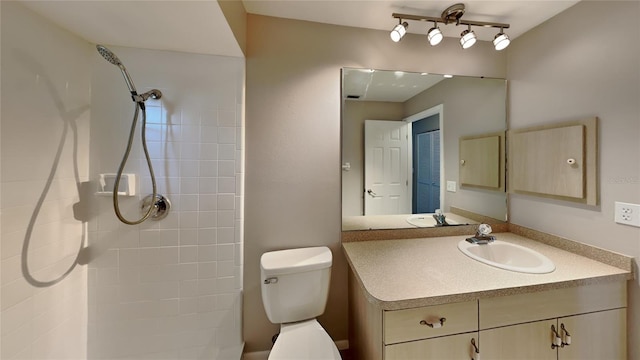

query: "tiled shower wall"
left=1, top=2, right=91, bottom=359
left=1, top=3, right=245, bottom=359
left=88, top=47, right=244, bottom=359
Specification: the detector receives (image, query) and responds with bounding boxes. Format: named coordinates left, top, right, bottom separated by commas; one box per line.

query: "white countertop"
left=342, top=232, right=632, bottom=310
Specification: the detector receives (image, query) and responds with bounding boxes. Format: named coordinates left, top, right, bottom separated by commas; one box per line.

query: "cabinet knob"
left=567, top=158, right=576, bottom=165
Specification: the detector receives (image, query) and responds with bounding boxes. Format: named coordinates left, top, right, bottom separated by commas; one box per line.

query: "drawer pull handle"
left=560, top=323, right=572, bottom=347
left=471, top=338, right=480, bottom=360
left=420, top=317, right=446, bottom=328
left=551, top=324, right=562, bottom=349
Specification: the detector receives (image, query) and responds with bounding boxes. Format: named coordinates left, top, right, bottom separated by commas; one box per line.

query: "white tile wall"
left=1, top=2, right=91, bottom=359
left=1, top=3, right=244, bottom=360
left=88, top=46, right=244, bottom=359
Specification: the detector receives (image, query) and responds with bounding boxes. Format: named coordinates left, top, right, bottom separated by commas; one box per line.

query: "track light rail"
left=391, top=13, right=510, bottom=30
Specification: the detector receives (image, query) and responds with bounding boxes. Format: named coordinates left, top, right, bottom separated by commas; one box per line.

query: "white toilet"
left=260, top=246, right=342, bottom=360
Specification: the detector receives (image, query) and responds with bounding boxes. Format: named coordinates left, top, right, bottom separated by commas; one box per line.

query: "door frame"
left=404, top=104, right=444, bottom=213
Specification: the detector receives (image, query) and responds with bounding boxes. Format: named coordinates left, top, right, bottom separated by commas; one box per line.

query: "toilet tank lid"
left=261, top=247, right=332, bottom=276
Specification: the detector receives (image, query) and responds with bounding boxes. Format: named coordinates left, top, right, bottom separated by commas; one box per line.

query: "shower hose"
left=112, top=101, right=157, bottom=225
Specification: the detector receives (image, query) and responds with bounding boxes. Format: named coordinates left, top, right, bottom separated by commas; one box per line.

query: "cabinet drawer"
left=480, top=281, right=626, bottom=330
left=385, top=332, right=477, bottom=359
left=384, top=300, right=477, bottom=344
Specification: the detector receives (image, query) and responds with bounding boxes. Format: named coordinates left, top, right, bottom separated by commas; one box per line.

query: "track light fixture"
left=460, top=24, right=476, bottom=49
left=427, top=22, right=443, bottom=46
left=391, top=3, right=511, bottom=51
left=390, top=20, right=409, bottom=42
left=493, top=27, right=510, bottom=51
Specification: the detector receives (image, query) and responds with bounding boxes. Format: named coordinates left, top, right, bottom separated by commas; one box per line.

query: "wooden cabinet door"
left=558, top=308, right=626, bottom=360
left=480, top=320, right=557, bottom=360
left=385, top=332, right=476, bottom=360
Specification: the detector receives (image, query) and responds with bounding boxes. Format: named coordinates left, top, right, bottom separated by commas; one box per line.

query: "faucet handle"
left=477, top=224, right=492, bottom=236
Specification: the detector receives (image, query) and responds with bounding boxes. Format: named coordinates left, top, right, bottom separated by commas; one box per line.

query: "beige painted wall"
left=218, top=0, right=247, bottom=56
left=245, top=14, right=506, bottom=352
left=404, top=77, right=507, bottom=220
left=507, top=1, right=640, bottom=358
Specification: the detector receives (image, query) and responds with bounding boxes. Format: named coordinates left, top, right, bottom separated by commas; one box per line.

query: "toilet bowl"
left=260, top=247, right=341, bottom=360
left=269, top=319, right=341, bottom=359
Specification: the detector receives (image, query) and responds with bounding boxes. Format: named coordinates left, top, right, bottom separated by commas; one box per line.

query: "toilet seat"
left=268, top=319, right=342, bottom=360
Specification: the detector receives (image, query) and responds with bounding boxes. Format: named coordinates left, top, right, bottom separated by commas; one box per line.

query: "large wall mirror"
left=341, top=68, right=507, bottom=231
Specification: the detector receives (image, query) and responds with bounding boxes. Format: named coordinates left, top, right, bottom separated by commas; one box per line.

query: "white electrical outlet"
left=446, top=181, right=457, bottom=192
left=614, top=202, right=640, bottom=227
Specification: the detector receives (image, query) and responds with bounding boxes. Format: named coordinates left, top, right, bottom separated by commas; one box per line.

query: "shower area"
left=1, top=2, right=245, bottom=359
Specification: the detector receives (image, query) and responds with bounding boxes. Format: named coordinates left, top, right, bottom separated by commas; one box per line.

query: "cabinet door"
left=480, top=320, right=557, bottom=360
left=558, top=308, right=626, bottom=360
left=384, top=332, right=476, bottom=360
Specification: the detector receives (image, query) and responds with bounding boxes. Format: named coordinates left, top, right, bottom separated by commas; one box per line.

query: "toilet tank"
left=260, top=247, right=332, bottom=324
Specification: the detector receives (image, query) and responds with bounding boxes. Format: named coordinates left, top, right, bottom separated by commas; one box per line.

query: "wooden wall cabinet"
left=348, top=273, right=626, bottom=360
left=459, top=132, right=505, bottom=191
left=507, top=117, right=598, bottom=205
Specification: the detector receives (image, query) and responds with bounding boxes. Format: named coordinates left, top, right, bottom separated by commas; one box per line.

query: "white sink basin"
left=406, top=214, right=459, bottom=228
left=457, top=239, right=555, bottom=274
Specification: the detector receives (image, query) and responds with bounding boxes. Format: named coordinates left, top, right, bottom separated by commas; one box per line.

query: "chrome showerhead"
left=96, top=44, right=137, bottom=94
left=96, top=44, right=122, bottom=66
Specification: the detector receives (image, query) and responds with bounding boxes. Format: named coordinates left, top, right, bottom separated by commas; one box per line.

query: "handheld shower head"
left=96, top=44, right=138, bottom=94
left=96, top=44, right=122, bottom=66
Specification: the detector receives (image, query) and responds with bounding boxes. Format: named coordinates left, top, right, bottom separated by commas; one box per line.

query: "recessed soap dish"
left=96, top=173, right=137, bottom=196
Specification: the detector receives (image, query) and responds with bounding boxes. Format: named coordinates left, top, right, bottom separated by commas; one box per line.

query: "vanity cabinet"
left=479, top=280, right=626, bottom=360
left=348, top=270, right=627, bottom=360
left=479, top=309, right=626, bottom=359
left=385, top=332, right=476, bottom=359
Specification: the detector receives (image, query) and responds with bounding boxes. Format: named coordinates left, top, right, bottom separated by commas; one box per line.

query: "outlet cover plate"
left=614, top=201, right=640, bottom=227
left=446, top=181, right=457, bottom=192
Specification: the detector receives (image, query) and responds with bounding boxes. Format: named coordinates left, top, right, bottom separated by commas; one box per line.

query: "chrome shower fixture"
left=96, top=44, right=163, bottom=104
left=390, top=3, right=511, bottom=50
left=95, top=44, right=169, bottom=225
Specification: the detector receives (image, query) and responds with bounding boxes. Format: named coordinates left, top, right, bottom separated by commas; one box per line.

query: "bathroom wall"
left=244, top=14, right=506, bottom=353
left=89, top=46, right=245, bottom=359
left=506, top=1, right=640, bottom=358
left=1, top=2, right=246, bottom=359
left=1, top=2, right=91, bottom=358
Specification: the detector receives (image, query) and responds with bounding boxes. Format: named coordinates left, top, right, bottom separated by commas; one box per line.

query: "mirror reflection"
left=341, top=68, right=507, bottom=231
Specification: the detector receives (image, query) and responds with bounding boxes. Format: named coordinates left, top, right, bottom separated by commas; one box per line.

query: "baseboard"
left=241, top=350, right=270, bottom=360
left=335, top=339, right=349, bottom=351
left=242, top=339, right=349, bottom=360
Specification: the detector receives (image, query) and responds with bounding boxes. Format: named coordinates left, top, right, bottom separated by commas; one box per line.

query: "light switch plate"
left=614, top=201, right=640, bottom=227
left=446, top=181, right=457, bottom=192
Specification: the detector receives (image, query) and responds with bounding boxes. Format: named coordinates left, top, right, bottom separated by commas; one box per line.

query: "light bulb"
left=390, top=22, right=408, bottom=42
left=493, top=32, right=510, bottom=51
left=460, top=28, right=477, bottom=49
left=427, top=26, right=443, bottom=46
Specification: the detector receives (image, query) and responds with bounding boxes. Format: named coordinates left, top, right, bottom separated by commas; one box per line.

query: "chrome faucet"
left=465, top=224, right=496, bottom=244
left=433, top=209, right=448, bottom=226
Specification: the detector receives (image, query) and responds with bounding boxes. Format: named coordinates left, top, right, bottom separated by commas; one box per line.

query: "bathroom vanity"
left=342, top=231, right=633, bottom=359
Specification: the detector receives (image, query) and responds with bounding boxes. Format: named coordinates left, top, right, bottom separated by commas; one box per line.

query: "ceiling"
left=18, top=1, right=580, bottom=58
left=343, top=68, right=447, bottom=102
left=243, top=1, right=580, bottom=43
